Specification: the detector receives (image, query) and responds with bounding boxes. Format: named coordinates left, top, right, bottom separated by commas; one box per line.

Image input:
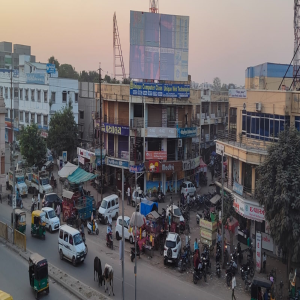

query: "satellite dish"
left=243, top=103, right=246, bottom=110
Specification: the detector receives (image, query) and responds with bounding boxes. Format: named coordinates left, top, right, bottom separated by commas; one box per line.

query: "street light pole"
left=221, top=150, right=224, bottom=267
left=98, top=67, right=103, bottom=203
left=121, top=167, right=125, bottom=300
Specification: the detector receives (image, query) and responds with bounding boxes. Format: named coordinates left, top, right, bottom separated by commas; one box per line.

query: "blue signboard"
left=177, top=127, right=197, bottom=138
left=26, top=73, right=45, bottom=85
left=0, top=68, right=19, bottom=78
left=107, top=158, right=129, bottom=169
left=233, top=182, right=243, bottom=196
left=102, top=123, right=129, bottom=136
left=46, top=63, right=56, bottom=74
left=129, top=163, right=144, bottom=173
left=130, top=82, right=190, bottom=98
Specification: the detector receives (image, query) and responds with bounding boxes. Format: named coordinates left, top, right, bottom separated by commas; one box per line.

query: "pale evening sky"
left=0, top=0, right=294, bottom=85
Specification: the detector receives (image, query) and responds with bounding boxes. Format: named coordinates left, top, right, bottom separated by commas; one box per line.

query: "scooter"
left=87, top=221, right=99, bottom=235
left=106, top=232, right=113, bottom=250
left=130, top=245, right=140, bottom=262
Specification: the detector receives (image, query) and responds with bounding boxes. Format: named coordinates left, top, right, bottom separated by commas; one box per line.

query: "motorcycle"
left=87, top=221, right=99, bottom=235
left=193, top=261, right=207, bottom=284
left=241, top=257, right=255, bottom=279
left=130, top=245, right=140, bottom=262
left=244, top=270, right=252, bottom=292
left=66, top=213, right=79, bottom=229
left=178, top=244, right=191, bottom=273
left=231, top=247, right=238, bottom=263
left=157, top=191, right=165, bottom=203
left=237, top=242, right=243, bottom=264
left=216, top=260, right=221, bottom=278
left=106, top=232, right=113, bottom=249
left=226, top=260, right=237, bottom=287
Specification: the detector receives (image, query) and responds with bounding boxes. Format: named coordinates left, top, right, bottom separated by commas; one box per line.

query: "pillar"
left=238, top=160, right=243, bottom=185
left=251, top=166, right=256, bottom=195
left=227, top=156, right=232, bottom=184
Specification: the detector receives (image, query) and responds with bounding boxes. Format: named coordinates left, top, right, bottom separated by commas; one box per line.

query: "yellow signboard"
left=200, top=228, right=216, bottom=241
left=200, top=219, right=217, bottom=232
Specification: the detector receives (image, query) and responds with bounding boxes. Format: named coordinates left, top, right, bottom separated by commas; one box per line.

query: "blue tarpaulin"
left=140, top=199, right=158, bottom=217
left=67, top=168, right=97, bottom=184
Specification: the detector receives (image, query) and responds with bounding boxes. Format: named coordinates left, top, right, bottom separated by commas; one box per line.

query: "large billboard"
left=130, top=11, right=189, bottom=81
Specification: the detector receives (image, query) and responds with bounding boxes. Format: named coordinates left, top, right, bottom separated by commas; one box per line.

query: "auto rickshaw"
left=0, top=290, right=13, bottom=300
left=251, top=277, right=274, bottom=300
left=31, top=210, right=46, bottom=239
left=29, top=253, right=49, bottom=299
left=11, top=209, right=26, bottom=233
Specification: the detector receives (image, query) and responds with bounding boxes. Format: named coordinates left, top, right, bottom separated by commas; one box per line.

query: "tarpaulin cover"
left=58, top=162, right=78, bottom=178
left=67, top=167, right=97, bottom=184
left=140, top=199, right=158, bottom=217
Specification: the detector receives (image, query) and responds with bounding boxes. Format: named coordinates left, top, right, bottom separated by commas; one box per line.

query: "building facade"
left=216, top=89, right=300, bottom=254
left=0, top=94, right=6, bottom=190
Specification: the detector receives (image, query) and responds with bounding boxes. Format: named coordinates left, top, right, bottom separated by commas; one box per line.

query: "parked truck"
left=8, top=169, right=28, bottom=197
left=27, top=167, right=53, bottom=195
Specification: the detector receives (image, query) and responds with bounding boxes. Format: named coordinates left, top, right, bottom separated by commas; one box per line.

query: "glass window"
left=280, top=120, right=285, bottom=133
left=242, top=115, right=246, bottom=132
left=43, top=115, right=48, bottom=126
left=44, top=91, right=48, bottom=103
left=69, top=234, right=73, bottom=245
left=246, top=116, right=251, bottom=135
left=19, top=111, right=23, bottom=122
left=75, top=93, right=78, bottom=103
left=112, top=200, right=115, bottom=207
left=274, top=120, right=279, bottom=137
left=62, top=91, right=67, bottom=102
left=59, top=230, right=64, bottom=239
left=51, top=92, right=55, bottom=103
left=255, top=117, right=260, bottom=135
left=270, top=118, right=274, bottom=137
left=19, top=89, right=23, bottom=100
left=296, top=121, right=300, bottom=131
left=260, top=117, right=265, bottom=138
left=265, top=118, right=269, bottom=139
left=63, top=232, right=68, bottom=242
left=14, top=88, right=18, bottom=98
left=37, top=114, right=41, bottom=124
left=251, top=117, right=256, bottom=134
left=37, top=90, right=41, bottom=102
left=25, top=89, right=28, bottom=101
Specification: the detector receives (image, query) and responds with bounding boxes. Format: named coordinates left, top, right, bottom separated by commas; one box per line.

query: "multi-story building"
left=0, top=93, right=6, bottom=190
left=0, top=54, right=78, bottom=143
left=215, top=86, right=300, bottom=253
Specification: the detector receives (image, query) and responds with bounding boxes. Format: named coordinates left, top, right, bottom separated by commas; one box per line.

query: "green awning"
left=67, top=168, right=97, bottom=184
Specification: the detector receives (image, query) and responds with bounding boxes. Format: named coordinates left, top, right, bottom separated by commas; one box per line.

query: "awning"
left=62, top=189, right=74, bottom=199
left=58, top=162, right=78, bottom=178
left=67, top=167, right=97, bottom=184
left=210, top=194, right=221, bottom=204
left=199, top=158, right=207, bottom=172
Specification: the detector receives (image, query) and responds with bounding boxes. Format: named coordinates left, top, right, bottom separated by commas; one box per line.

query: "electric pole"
left=99, top=67, right=103, bottom=202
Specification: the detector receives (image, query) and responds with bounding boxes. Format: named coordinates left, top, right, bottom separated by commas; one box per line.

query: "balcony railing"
left=146, top=119, right=193, bottom=128
left=130, top=118, right=144, bottom=128
left=216, top=130, right=269, bottom=154
left=103, top=116, right=129, bottom=126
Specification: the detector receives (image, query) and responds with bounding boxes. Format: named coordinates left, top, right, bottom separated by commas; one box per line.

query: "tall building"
left=0, top=93, right=6, bottom=190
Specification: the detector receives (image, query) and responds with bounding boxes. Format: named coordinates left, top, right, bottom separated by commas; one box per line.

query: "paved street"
left=0, top=240, right=76, bottom=299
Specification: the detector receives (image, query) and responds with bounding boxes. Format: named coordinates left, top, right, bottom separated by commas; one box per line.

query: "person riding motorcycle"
left=107, top=223, right=112, bottom=242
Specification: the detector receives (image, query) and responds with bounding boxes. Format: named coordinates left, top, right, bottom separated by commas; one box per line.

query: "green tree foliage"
left=256, top=128, right=300, bottom=272
left=47, top=107, right=78, bottom=159
left=48, top=56, right=60, bottom=70
left=104, top=75, right=111, bottom=83
left=79, top=70, right=99, bottom=82
left=19, top=124, right=47, bottom=166
left=122, top=78, right=130, bottom=85
left=58, top=64, right=79, bottom=80
left=213, top=77, right=221, bottom=91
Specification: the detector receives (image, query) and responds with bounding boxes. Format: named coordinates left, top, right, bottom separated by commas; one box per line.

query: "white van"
left=58, top=225, right=87, bottom=266
left=98, top=194, right=119, bottom=224
left=42, top=207, right=60, bottom=232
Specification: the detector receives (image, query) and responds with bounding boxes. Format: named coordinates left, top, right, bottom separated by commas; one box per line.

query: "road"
left=0, top=241, right=76, bottom=300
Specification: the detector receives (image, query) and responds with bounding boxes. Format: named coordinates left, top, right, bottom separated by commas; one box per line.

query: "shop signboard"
left=256, top=232, right=262, bottom=272
left=121, top=151, right=129, bottom=160
left=216, top=143, right=224, bottom=155
left=79, top=156, right=85, bottom=164
left=26, top=73, right=45, bottom=85
left=146, top=127, right=177, bottom=138
left=200, top=219, right=217, bottom=232
left=94, top=148, right=106, bottom=157
left=129, top=163, right=144, bottom=173
left=262, top=232, right=274, bottom=252
left=182, top=156, right=200, bottom=171
left=107, top=158, right=129, bottom=168
left=233, top=182, right=243, bottom=196
left=177, top=127, right=197, bottom=138
left=62, top=151, right=67, bottom=162
left=161, top=161, right=182, bottom=172
left=200, top=228, right=216, bottom=241
left=40, top=131, right=48, bottom=138
left=148, top=160, right=160, bottom=173
left=102, top=123, right=129, bottom=136
left=77, top=147, right=94, bottom=160
left=229, top=89, right=247, bottom=99
left=145, top=151, right=167, bottom=160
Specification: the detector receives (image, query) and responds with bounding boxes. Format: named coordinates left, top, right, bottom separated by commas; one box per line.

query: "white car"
left=166, top=204, right=185, bottom=223
left=163, top=232, right=182, bottom=265
left=42, top=207, right=60, bottom=232
left=181, top=181, right=196, bottom=197
left=115, top=216, right=135, bottom=244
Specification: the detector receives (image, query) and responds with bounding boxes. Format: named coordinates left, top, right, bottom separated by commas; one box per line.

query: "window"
left=1, top=156, right=4, bottom=175
left=25, top=89, right=28, bottom=101
left=37, top=114, right=41, bottom=124
left=79, top=110, right=84, bottom=119
left=75, top=93, right=78, bottom=103
left=112, top=200, right=115, bottom=207
left=134, top=104, right=143, bottom=118
left=107, top=201, right=111, bottom=209
left=5, top=109, right=8, bottom=118
left=51, top=92, right=55, bottom=103
left=44, top=91, right=48, bottom=103
left=0, top=87, right=2, bottom=97
left=69, top=234, right=73, bottom=245
left=37, top=90, right=41, bottom=102
left=31, top=89, right=35, bottom=101
left=19, top=111, right=23, bottom=122
left=43, top=115, right=48, bottom=126
left=19, top=89, right=23, bottom=100
left=25, top=112, right=29, bottom=123
left=31, top=113, right=35, bottom=123
left=14, top=88, right=18, bottom=98
left=62, top=91, right=67, bottom=102
left=63, top=232, right=68, bottom=242
left=59, top=230, right=63, bottom=239
left=5, top=87, right=8, bottom=99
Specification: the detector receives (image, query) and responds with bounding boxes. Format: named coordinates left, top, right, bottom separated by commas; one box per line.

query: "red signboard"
left=145, top=151, right=167, bottom=160
left=148, top=160, right=160, bottom=173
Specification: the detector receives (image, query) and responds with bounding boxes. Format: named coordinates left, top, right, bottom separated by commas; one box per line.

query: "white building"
left=0, top=55, right=78, bottom=143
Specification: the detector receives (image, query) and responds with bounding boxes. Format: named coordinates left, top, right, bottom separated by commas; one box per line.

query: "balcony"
left=146, top=119, right=193, bottom=128
left=103, top=116, right=129, bottom=126
left=130, top=118, right=144, bottom=128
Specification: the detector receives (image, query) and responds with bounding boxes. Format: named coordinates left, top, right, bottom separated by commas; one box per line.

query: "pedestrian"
left=6, top=173, right=9, bottom=190
left=194, top=238, right=199, bottom=254
left=232, top=274, right=237, bottom=300
left=55, top=203, right=61, bottom=222
left=211, top=168, right=214, bottom=181
left=127, top=186, right=131, bottom=205
left=168, top=213, right=172, bottom=232
left=262, top=252, right=266, bottom=272
left=37, top=192, right=40, bottom=210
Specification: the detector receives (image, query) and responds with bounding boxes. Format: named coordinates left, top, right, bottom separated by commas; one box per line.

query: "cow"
left=103, top=263, right=114, bottom=296
left=94, top=256, right=103, bottom=286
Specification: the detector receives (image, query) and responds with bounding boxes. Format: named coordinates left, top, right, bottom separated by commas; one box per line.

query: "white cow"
left=103, top=263, right=114, bottom=296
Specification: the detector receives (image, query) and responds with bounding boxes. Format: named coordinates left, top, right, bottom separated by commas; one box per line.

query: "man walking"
left=6, top=173, right=8, bottom=190
left=127, top=186, right=131, bottom=205
left=232, top=274, right=237, bottom=300
left=37, top=192, right=40, bottom=210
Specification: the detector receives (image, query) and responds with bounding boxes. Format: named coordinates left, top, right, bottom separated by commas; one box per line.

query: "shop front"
left=182, top=156, right=200, bottom=187
left=106, top=157, right=129, bottom=192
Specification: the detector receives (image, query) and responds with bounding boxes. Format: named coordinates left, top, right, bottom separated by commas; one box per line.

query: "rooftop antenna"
left=149, top=0, right=159, bottom=13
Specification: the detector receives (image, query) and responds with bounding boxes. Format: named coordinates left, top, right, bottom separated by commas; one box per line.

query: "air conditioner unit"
left=255, top=102, right=262, bottom=111
left=178, top=139, right=182, bottom=147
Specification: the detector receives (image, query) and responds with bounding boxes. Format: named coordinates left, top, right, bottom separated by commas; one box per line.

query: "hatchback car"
left=181, top=181, right=196, bottom=197
left=42, top=207, right=60, bottom=232
left=115, top=216, right=135, bottom=243
left=164, top=232, right=182, bottom=266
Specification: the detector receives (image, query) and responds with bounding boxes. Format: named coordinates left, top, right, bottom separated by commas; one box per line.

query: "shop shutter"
left=118, top=102, right=129, bottom=126
left=118, top=135, right=128, bottom=158
left=178, top=107, right=185, bottom=127
left=108, top=134, right=114, bottom=156
left=108, top=102, right=115, bottom=124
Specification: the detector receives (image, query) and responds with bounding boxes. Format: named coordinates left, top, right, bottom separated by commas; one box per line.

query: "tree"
left=221, top=84, right=228, bottom=91
left=47, top=106, right=78, bottom=160
left=104, top=75, right=111, bottom=83
left=48, top=56, right=60, bottom=70
left=58, top=64, right=79, bottom=80
left=122, top=78, right=130, bottom=85
left=213, top=77, right=221, bottom=91
left=79, top=70, right=99, bottom=82
left=19, top=124, right=47, bottom=166
left=256, top=128, right=300, bottom=274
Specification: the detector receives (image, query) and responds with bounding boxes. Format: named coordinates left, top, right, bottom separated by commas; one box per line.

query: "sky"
left=0, top=0, right=294, bottom=86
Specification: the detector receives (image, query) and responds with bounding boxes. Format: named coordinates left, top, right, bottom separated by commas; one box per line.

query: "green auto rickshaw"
left=29, top=253, right=49, bottom=299
left=11, top=209, right=26, bottom=233
left=31, top=210, right=46, bottom=239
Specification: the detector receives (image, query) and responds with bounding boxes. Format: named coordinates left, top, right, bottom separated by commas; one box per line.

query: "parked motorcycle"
left=237, top=242, right=243, bottom=264
left=87, top=220, right=99, bottom=235
left=106, top=232, right=113, bottom=249
left=226, top=260, right=237, bottom=286
left=193, top=261, right=207, bottom=284
left=241, top=257, right=255, bottom=279
left=130, top=245, right=140, bottom=262
left=66, top=213, right=79, bottom=229
left=157, top=191, right=165, bottom=203
left=216, top=260, right=221, bottom=278
left=244, top=270, right=252, bottom=292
